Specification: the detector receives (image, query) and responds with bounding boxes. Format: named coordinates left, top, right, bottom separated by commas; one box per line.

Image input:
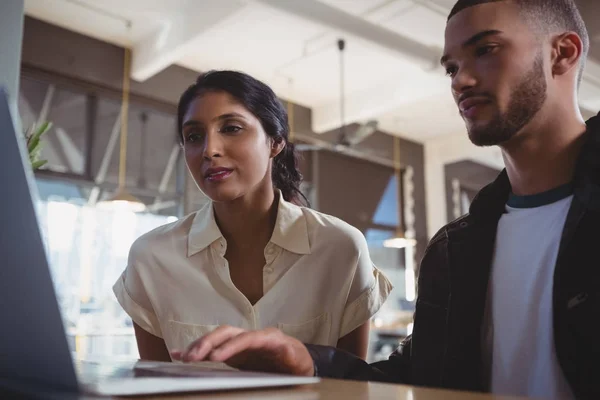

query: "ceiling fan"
left=295, top=38, right=378, bottom=152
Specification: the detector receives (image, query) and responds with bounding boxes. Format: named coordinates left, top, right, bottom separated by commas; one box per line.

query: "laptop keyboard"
left=133, top=362, right=282, bottom=378
left=75, top=359, right=281, bottom=382
left=74, top=359, right=136, bottom=382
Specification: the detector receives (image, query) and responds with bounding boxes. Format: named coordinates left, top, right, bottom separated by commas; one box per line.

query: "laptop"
left=0, top=88, right=319, bottom=397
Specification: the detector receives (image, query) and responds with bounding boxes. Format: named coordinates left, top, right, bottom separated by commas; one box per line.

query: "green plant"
left=25, top=121, right=51, bottom=170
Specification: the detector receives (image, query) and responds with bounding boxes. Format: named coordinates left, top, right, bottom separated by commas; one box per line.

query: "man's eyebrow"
left=440, top=29, right=503, bottom=65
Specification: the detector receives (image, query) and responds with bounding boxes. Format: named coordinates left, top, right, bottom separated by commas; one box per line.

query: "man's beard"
left=467, top=55, right=547, bottom=147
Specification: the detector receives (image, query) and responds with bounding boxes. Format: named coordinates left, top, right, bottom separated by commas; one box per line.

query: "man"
left=171, top=1, right=600, bottom=398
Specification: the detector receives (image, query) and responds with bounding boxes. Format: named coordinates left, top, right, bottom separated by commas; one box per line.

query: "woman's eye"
left=186, top=132, right=202, bottom=143
left=221, top=125, right=242, bottom=134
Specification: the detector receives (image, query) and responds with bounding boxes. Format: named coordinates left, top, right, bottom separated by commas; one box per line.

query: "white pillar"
left=0, top=0, right=25, bottom=128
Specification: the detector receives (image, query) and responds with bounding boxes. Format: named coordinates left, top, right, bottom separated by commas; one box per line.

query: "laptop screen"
left=0, top=88, right=78, bottom=393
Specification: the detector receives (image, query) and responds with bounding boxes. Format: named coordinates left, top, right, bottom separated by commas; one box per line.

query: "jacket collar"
left=468, top=111, right=600, bottom=220
left=573, top=111, right=600, bottom=211
left=187, top=191, right=311, bottom=257
left=467, top=170, right=510, bottom=223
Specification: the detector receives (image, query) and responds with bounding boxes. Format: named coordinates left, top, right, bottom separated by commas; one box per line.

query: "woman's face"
left=181, top=90, right=282, bottom=203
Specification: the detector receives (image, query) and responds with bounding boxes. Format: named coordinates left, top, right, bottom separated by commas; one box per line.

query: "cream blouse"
left=113, top=193, right=392, bottom=357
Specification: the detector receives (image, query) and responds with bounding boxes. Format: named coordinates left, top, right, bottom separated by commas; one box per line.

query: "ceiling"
left=23, top=0, right=600, bottom=143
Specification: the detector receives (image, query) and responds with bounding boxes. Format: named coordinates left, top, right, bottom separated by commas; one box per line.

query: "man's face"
left=442, top=2, right=548, bottom=146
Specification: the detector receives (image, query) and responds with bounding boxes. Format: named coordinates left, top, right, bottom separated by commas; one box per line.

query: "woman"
left=113, top=70, right=392, bottom=362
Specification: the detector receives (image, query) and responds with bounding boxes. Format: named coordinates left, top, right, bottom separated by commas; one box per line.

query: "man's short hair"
left=448, top=0, right=589, bottom=85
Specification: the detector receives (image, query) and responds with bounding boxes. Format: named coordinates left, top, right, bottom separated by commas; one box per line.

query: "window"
left=20, top=74, right=187, bottom=361
left=20, top=78, right=88, bottom=174
left=371, top=175, right=399, bottom=227
left=19, top=74, right=185, bottom=216
left=364, top=174, right=415, bottom=363
left=36, top=181, right=176, bottom=360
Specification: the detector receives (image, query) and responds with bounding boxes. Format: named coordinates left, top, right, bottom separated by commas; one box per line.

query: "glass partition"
left=35, top=178, right=177, bottom=361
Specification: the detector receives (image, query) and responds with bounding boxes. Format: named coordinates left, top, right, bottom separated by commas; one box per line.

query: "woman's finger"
left=207, top=328, right=314, bottom=376
left=208, top=329, right=278, bottom=363
left=181, top=325, right=246, bottom=362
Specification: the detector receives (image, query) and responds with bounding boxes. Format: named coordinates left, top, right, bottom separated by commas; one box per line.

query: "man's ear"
left=271, top=137, right=286, bottom=158
left=551, top=32, right=583, bottom=78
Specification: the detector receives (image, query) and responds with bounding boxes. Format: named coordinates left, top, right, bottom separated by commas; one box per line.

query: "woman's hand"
left=170, top=325, right=314, bottom=376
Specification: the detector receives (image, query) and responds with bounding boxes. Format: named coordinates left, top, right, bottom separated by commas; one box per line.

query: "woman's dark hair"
left=177, top=70, right=308, bottom=206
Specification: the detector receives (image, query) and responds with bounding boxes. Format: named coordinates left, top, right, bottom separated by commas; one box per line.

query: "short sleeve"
left=339, top=236, right=393, bottom=338
left=113, top=242, right=163, bottom=338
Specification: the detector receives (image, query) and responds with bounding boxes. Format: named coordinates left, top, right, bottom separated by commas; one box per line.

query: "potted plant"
left=25, top=121, right=51, bottom=170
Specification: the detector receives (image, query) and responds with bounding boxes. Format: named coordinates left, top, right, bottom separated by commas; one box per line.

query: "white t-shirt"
left=113, top=192, right=392, bottom=356
left=483, top=184, right=575, bottom=399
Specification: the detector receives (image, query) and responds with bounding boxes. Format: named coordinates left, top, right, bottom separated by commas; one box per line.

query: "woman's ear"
left=271, top=137, right=286, bottom=158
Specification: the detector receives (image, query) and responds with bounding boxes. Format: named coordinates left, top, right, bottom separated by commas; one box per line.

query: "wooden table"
left=1, top=366, right=531, bottom=400
left=106, top=378, right=527, bottom=400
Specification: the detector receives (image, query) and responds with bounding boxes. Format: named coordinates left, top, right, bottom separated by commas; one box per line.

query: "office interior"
left=4, top=0, right=600, bottom=365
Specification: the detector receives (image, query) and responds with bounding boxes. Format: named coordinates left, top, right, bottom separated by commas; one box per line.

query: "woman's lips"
left=205, top=168, right=233, bottom=182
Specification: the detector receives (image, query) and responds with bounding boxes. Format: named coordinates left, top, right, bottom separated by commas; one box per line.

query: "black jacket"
left=306, top=112, right=600, bottom=399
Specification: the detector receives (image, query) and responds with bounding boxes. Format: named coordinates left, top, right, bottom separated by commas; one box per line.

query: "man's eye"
left=445, top=66, right=458, bottom=78
left=475, top=45, right=496, bottom=57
